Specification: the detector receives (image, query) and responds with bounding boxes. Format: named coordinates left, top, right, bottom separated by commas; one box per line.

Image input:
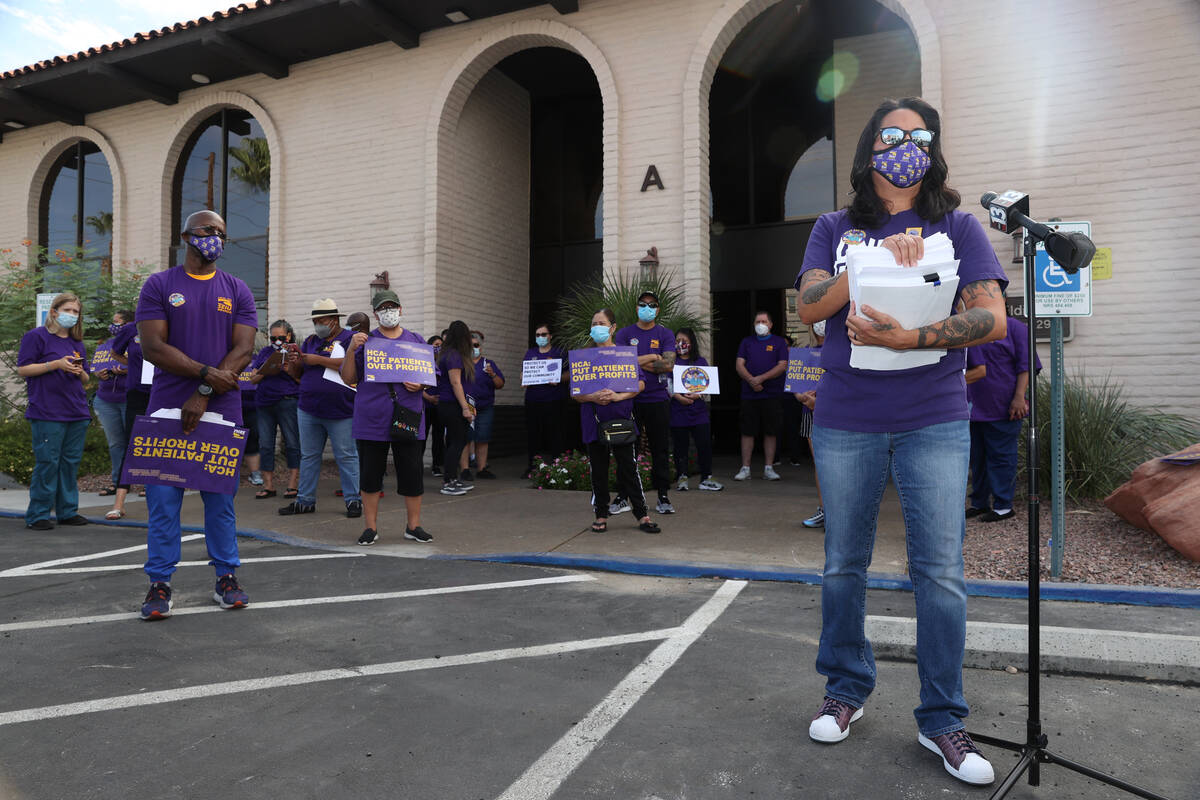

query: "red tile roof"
left=1, top=1, right=286, bottom=81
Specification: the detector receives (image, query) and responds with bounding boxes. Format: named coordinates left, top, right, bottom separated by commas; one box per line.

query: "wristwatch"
left=198, top=382, right=213, bottom=397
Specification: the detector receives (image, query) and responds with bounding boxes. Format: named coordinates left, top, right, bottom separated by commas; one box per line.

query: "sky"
left=0, top=0, right=229, bottom=74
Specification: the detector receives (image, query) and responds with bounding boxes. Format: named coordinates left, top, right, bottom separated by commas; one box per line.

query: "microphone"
left=980, top=191, right=1096, bottom=273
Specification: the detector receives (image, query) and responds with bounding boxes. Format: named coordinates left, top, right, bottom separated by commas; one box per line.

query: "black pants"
left=588, top=441, right=647, bottom=519
left=525, top=399, right=564, bottom=468
left=671, top=423, right=713, bottom=478
left=438, top=401, right=469, bottom=482
left=358, top=438, right=424, bottom=497
left=633, top=400, right=671, bottom=498
left=242, top=406, right=260, bottom=456
left=419, top=402, right=445, bottom=468
left=116, top=389, right=150, bottom=491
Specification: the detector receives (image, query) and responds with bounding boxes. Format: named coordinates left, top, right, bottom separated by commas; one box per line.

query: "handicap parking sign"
left=1034, top=253, right=1080, bottom=293
left=1032, top=221, right=1092, bottom=317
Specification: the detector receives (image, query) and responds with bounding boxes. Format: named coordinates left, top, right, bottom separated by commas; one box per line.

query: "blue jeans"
left=26, top=418, right=89, bottom=525
left=969, top=419, right=1022, bottom=511
left=258, top=395, right=300, bottom=471
left=144, top=484, right=240, bottom=582
left=812, top=420, right=971, bottom=737
left=92, top=396, right=127, bottom=485
left=297, top=409, right=359, bottom=506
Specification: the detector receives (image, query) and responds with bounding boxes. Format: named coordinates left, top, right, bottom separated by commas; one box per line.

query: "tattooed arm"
left=797, top=268, right=849, bottom=323
left=845, top=279, right=1007, bottom=350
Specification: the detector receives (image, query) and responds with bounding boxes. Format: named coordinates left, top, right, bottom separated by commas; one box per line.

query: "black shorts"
left=357, top=439, right=424, bottom=497
left=740, top=396, right=783, bottom=437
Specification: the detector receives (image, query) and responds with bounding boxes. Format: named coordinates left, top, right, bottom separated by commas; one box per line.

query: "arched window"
left=38, top=140, right=114, bottom=279
left=784, top=137, right=835, bottom=220
left=172, top=108, right=270, bottom=316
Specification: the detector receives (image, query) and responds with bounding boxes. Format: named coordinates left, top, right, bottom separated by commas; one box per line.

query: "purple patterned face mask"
left=871, top=141, right=931, bottom=188
left=189, top=233, right=224, bottom=262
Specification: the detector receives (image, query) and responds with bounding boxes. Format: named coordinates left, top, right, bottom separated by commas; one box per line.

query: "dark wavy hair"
left=675, top=327, right=699, bottom=363
left=847, top=97, right=960, bottom=228
left=439, top=320, right=475, bottom=388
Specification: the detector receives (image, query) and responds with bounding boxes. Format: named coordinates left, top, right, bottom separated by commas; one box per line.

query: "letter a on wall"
left=641, top=164, right=665, bottom=192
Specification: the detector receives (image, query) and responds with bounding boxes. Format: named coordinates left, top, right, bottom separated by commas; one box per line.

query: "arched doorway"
left=705, top=0, right=921, bottom=451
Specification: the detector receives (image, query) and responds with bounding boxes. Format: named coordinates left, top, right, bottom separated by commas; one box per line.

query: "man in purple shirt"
left=611, top=291, right=676, bottom=515
left=136, top=210, right=258, bottom=620
left=965, top=316, right=1040, bottom=521
left=734, top=310, right=789, bottom=481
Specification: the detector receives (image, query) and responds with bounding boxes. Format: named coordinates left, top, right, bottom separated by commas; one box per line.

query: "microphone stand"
left=967, top=231, right=1170, bottom=800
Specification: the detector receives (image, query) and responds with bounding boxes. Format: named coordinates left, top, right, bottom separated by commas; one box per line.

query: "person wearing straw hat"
left=278, top=298, right=362, bottom=518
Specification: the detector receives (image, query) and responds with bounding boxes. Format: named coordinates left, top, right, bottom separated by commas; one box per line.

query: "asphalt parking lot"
left=0, top=520, right=1195, bottom=800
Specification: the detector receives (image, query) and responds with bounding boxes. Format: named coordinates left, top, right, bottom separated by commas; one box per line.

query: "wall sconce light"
left=639, top=247, right=659, bottom=269
left=368, top=270, right=390, bottom=303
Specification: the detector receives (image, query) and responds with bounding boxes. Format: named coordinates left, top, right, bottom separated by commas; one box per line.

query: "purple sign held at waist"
left=237, top=367, right=256, bottom=392
left=568, top=346, right=640, bottom=396
left=120, top=416, right=249, bottom=494
left=784, top=347, right=824, bottom=393
left=90, top=338, right=119, bottom=373
left=363, top=339, right=437, bottom=385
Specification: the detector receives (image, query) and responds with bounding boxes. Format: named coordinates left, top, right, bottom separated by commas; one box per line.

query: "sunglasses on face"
left=878, top=127, right=934, bottom=148
left=637, top=302, right=659, bottom=309
left=188, top=225, right=227, bottom=240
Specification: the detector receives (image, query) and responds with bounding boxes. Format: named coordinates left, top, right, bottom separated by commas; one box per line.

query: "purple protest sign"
left=784, top=347, right=824, bottom=393
left=568, top=346, right=640, bottom=396
left=364, top=339, right=437, bottom=384
left=120, top=416, right=248, bottom=494
left=237, top=367, right=256, bottom=392
left=90, top=338, right=119, bottom=373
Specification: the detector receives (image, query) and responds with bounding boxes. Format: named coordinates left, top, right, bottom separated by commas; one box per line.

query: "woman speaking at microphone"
left=795, top=97, right=1007, bottom=786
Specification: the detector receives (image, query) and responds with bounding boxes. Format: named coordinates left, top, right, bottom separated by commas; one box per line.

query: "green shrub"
left=0, top=415, right=113, bottom=485
left=553, top=269, right=712, bottom=352
left=1021, top=372, right=1198, bottom=500
left=529, top=449, right=654, bottom=492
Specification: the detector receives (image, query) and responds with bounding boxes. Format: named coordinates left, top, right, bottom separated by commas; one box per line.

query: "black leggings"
left=671, top=423, right=713, bottom=478
left=525, top=399, right=564, bottom=467
left=438, top=401, right=470, bottom=482
left=419, top=401, right=445, bottom=466
left=588, top=440, right=647, bottom=519
left=116, top=389, right=149, bottom=491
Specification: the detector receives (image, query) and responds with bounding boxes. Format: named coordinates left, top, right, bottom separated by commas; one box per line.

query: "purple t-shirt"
left=670, top=356, right=711, bottom=427
left=437, top=350, right=475, bottom=404
left=471, top=357, right=505, bottom=409
left=736, top=335, right=789, bottom=398
left=298, top=329, right=355, bottom=419
left=797, top=208, right=1008, bottom=432
left=251, top=345, right=299, bottom=408
left=353, top=328, right=427, bottom=442
left=967, top=317, right=1042, bottom=422
left=93, top=336, right=127, bottom=403
left=523, top=347, right=567, bottom=403
left=614, top=322, right=675, bottom=404
left=135, top=266, right=259, bottom=424
left=111, top=321, right=150, bottom=394
left=17, top=327, right=90, bottom=422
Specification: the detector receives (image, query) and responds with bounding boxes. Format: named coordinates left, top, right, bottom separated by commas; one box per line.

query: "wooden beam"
left=549, top=0, right=579, bottom=13
left=201, top=31, right=289, bottom=79
left=339, top=0, right=420, bottom=49
left=0, top=87, right=85, bottom=125
left=89, top=63, right=178, bottom=105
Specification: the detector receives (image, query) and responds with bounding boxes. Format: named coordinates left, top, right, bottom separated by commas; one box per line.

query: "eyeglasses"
left=187, top=225, right=227, bottom=240
left=637, top=302, right=659, bottom=309
left=878, top=127, right=934, bottom=148
left=535, top=331, right=550, bottom=337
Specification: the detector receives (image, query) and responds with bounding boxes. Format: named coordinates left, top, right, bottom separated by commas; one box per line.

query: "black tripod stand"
left=968, top=201, right=1171, bottom=800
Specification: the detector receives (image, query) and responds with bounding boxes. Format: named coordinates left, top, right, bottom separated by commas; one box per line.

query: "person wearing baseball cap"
left=279, top=298, right=361, bottom=518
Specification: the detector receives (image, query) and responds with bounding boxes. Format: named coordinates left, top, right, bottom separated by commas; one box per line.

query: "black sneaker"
left=140, top=581, right=173, bottom=620
left=346, top=500, right=363, bottom=518
left=278, top=501, right=315, bottom=516
left=26, top=519, right=54, bottom=531
left=404, top=526, right=433, bottom=543
left=431, top=465, right=443, bottom=477
left=965, top=507, right=989, bottom=519
left=440, top=481, right=467, bottom=496
left=358, top=528, right=379, bottom=546
left=980, top=509, right=1015, bottom=522
left=58, top=514, right=89, bottom=526
left=477, top=468, right=496, bottom=479
left=460, top=468, right=473, bottom=482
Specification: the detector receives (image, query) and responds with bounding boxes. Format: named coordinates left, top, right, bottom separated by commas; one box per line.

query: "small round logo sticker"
left=681, top=367, right=710, bottom=393
left=168, top=292, right=185, bottom=307
left=841, top=229, right=866, bottom=245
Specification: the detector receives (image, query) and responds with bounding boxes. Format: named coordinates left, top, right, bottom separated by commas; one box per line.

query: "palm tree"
left=85, top=210, right=114, bottom=273
left=229, top=137, right=270, bottom=193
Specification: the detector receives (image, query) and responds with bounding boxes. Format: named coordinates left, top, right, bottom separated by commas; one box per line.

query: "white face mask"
left=812, top=320, right=826, bottom=337
left=377, top=308, right=401, bottom=328
left=754, top=323, right=769, bottom=337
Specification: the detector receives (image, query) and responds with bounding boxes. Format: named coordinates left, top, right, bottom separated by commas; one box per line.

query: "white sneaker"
left=808, top=697, right=863, bottom=743
left=763, top=465, right=781, bottom=481
left=733, top=466, right=751, bottom=481
left=608, top=498, right=631, bottom=515
left=676, top=476, right=689, bottom=492
left=698, top=476, right=724, bottom=491
left=919, top=731, right=995, bottom=785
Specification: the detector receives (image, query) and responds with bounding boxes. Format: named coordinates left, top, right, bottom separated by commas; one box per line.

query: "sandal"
left=98, top=485, right=117, bottom=497
left=255, top=489, right=277, bottom=499
left=104, top=508, right=125, bottom=521
left=638, top=519, right=661, bottom=534
left=137, top=488, right=146, bottom=497
left=591, top=519, right=608, bottom=532
left=284, top=488, right=298, bottom=498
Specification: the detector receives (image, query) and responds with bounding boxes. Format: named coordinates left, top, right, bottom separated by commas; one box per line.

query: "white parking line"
left=9, top=552, right=363, bottom=576
left=0, top=534, right=206, bottom=577
left=0, top=574, right=595, bottom=633
left=497, top=579, right=747, bottom=800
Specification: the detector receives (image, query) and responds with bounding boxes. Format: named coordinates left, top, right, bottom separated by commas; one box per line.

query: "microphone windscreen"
left=980, top=192, right=998, bottom=209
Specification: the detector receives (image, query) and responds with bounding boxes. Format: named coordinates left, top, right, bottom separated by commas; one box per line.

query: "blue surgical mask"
left=472, top=347, right=481, bottom=358
left=590, top=324, right=611, bottom=344
left=535, top=336, right=549, bottom=348
left=637, top=304, right=658, bottom=323
left=56, top=312, right=78, bottom=328
left=189, top=233, right=224, bottom=262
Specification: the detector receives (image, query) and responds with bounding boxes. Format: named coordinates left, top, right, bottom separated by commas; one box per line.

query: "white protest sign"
left=672, top=364, right=720, bottom=395
left=521, top=358, right=562, bottom=386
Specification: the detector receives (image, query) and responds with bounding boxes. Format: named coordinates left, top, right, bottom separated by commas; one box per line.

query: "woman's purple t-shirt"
left=796, top=208, right=1008, bottom=433
left=437, top=350, right=475, bottom=404
left=298, top=329, right=355, bottom=420
left=251, top=345, right=299, bottom=407
left=523, top=346, right=567, bottom=403
left=17, top=327, right=90, bottom=422
left=353, top=328, right=427, bottom=442
left=111, top=321, right=150, bottom=394
left=93, top=336, right=127, bottom=403
left=670, top=356, right=711, bottom=427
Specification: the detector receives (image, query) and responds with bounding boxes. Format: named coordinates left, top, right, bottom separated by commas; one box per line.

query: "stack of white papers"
left=845, top=232, right=960, bottom=371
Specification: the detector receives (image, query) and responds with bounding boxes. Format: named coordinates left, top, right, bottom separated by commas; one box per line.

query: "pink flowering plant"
left=529, top=450, right=653, bottom=491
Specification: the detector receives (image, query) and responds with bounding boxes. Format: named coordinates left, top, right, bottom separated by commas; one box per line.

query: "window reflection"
left=784, top=137, right=835, bottom=220
left=38, top=140, right=114, bottom=282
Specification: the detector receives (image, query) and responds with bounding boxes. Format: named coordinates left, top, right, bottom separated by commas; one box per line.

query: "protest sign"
left=237, top=367, right=256, bottom=392
left=121, top=416, right=248, bottom=494
left=568, top=346, right=639, bottom=396
left=90, top=338, right=119, bottom=373
left=784, top=347, right=824, bottom=393
left=521, top=358, right=562, bottom=386
left=323, top=341, right=355, bottom=392
left=672, top=364, right=721, bottom=395
left=363, top=339, right=437, bottom=384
